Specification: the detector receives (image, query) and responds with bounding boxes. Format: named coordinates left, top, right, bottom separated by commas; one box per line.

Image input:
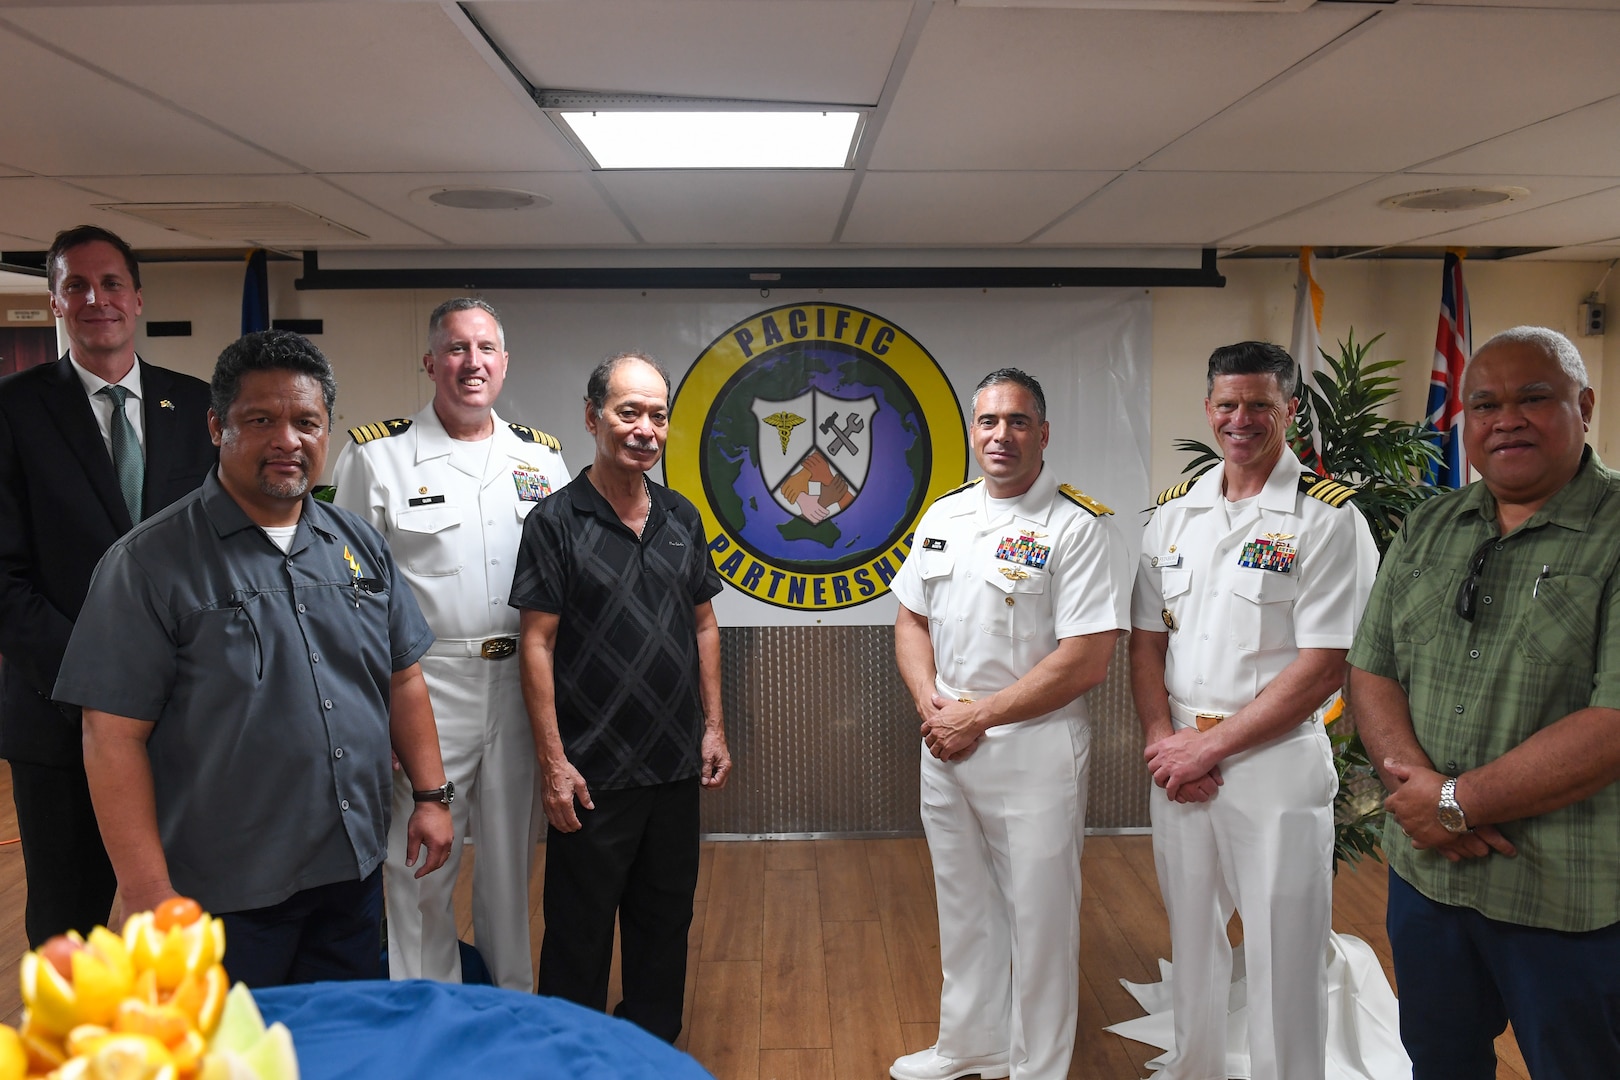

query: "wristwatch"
left=1437, top=776, right=1469, bottom=833
left=412, top=779, right=455, bottom=807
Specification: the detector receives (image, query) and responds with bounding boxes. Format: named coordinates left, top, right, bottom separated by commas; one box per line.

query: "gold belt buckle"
left=1195, top=713, right=1224, bottom=733
left=480, top=637, right=517, bottom=660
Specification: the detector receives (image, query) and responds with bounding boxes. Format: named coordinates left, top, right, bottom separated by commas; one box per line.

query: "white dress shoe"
left=889, top=1046, right=1011, bottom=1080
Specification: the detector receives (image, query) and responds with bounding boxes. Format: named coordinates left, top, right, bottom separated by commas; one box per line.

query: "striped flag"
left=1288, top=247, right=1326, bottom=475
left=1424, top=250, right=1471, bottom=487
left=242, top=248, right=269, bottom=336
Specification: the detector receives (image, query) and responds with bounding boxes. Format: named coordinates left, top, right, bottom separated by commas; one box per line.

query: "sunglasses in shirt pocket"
left=1517, top=572, right=1602, bottom=667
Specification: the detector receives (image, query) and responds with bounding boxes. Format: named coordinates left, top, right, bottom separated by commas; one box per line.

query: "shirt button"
left=1469, top=650, right=1480, bottom=659
left=1202, top=634, right=1210, bottom=640
left=1482, top=596, right=1492, bottom=605
left=297, top=603, right=307, bottom=614
left=323, top=699, right=333, bottom=710
left=955, top=657, right=964, bottom=664
left=311, top=652, right=319, bottom=663
left=1454, top=704, right=1464, bottom=714
left=333, top=747, right=344, bottom=759
left=340, top=800, right=350, bottom=811
left=1494, top=543, right=1504, bottom=550
left=1210, top=590, right=1219, bottom=597
left=1411, top=570, right=1421, bottom=578
left=487, top=520, right=495, bottom=526
left=1004, top=597, right=1014, bottom=607
left=490, top=558, right=499, bottom=565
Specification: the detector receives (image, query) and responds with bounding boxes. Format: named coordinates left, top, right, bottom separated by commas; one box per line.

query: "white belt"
left=426, top=636, right=518, bottom=660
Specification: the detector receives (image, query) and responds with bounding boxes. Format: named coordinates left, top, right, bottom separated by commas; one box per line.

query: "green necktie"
left=98, top=384, right=144, bottom=522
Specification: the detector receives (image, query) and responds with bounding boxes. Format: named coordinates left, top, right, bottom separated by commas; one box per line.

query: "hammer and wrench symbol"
left=819, top=412, right=864, bottom=456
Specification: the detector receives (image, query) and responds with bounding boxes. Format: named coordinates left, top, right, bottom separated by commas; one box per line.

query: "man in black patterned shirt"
left=510, top=351, right=731, bottom=1042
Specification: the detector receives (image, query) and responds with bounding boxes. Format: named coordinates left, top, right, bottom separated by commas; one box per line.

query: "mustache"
left=624, top=438, right=659, bottom=451
left=260, top=455, right=310, bottom=471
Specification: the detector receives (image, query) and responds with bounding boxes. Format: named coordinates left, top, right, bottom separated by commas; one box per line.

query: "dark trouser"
left=10, top=759, right=117, bottom=946
left=218, top=870, right=383, bottom=988
left=537, top=778, right=700, bottom=1043
left=1388, top=869, right=1620, bottom=1080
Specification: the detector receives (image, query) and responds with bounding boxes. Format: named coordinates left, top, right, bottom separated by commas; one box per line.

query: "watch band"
left=1437, top=776, right=1468, bottom=833
left=412, top=779, right=455, bottom=806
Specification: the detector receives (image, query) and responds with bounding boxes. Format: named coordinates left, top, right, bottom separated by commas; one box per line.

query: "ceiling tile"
left=842, top=171, right=1115, bottom=244
left=325, top=173, right=638, bottom=246
left=470, top=0, right=912, bottom=104
left=5, top=5, right=580, bottom=173
left=67, top=174, right=443, bottom=247
left=0, top=18, right=293, bottom=176
left=1421, top=184, right=1620, bottom=248
left=1152, top=8, right=1620, bottom=173
left=1225, top=173, right=1617, bottom=248
left=869, top=5, right=1365, bottom=170
left=596, top=171, right=852, bottom=245
left=0, top=176, right=239, bottom=249
left=1419, top=95, right=1620, bottom=177
left=1036, top=171, right=1378, bottom=246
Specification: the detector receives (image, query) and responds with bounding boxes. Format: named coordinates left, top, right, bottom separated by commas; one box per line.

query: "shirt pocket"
left=392, top=505, right=463, bottom=577
left=981, top=565, right=1048, bottom=641
left=1390, top=565, right=1454, bottom=646
left=916, top=549, right=954, bottom=624
left=1517, top=573, right=1602, bottom=667
left=177, top=591, right=268, bottom=686
left=1231, top=570, right=1298, bottom=652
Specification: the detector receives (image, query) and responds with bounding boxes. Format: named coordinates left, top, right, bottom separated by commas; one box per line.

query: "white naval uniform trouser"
left=921, top=678, right=1091, bottom=1080
left=1149, top=701, right=1337, bottom=1080
left=385, top=646, right=544, bottom=992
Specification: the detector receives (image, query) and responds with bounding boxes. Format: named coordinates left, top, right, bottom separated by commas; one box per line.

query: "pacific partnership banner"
left=490, top=288, right=1152, bottom=626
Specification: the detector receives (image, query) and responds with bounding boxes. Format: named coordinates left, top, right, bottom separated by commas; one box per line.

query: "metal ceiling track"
left=293, top=248, right=1227, bottom=291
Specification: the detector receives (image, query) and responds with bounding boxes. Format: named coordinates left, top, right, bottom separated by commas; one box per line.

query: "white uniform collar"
left=953, top=463, right=1060, bottom=528
left=412, top=402, right=526, bottom=466
left=1182, top=450, right=1305, bottom=513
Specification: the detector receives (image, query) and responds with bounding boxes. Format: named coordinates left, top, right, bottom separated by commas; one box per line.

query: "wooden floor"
left=0, top=760, right=1528, bottom=1078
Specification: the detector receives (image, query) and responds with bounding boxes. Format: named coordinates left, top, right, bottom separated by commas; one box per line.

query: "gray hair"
left=1475, top=325, right=1589, bottom=389
left=971, top=367, right=1047, bottom=423
left=428, top=297, right=504, bottom=353
left=585, top=352, right=672, bottom=416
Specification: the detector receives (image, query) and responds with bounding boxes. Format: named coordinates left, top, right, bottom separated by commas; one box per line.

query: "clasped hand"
left=1144, top=728, right=1223, bottom=803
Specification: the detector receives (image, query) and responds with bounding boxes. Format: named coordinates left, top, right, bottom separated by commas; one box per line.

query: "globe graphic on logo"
left=702, top=342, right=930, bottom=573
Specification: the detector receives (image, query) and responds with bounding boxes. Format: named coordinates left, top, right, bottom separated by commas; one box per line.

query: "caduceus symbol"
left=761, top=411, right=807, bottom=454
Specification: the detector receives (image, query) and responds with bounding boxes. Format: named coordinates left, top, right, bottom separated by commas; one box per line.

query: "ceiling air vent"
left=1380, top=187, right=1530, bottom=212
left=94, top=202, right=369, bottom=244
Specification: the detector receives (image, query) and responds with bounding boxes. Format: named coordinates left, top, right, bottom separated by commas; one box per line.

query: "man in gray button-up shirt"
left=56, top=330, right=453, bottom=987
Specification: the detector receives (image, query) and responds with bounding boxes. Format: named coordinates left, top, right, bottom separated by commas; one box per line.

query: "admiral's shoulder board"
left=508, top=422, right=562, bottom=452
left=1059, top=483, right=1113, bottom=517
left=1155, top=463, right=1215, bottom=506
left=348, top=418, right=413, bottom=445
left=1299, top=473, right=1357, bottom=509
left=936, top=476, right=983, bottom=501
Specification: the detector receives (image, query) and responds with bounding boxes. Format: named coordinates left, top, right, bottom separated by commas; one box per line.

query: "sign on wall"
left=667, top=302, right=967, bottom=613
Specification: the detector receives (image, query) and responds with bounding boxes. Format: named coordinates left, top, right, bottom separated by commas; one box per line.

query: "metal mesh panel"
left=700, top=628, right=1148, bottom=836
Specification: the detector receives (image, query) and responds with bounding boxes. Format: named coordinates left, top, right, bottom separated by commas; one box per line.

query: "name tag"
left=409, top=494, right=445, bottom=507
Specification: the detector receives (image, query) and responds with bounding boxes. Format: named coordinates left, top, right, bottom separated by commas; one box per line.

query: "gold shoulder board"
left=508, top=423, right=562, bottom=452
left=1156, top=464, right=1215, bottom=506
left=1299, top=474, right=1357, bottom=508
left=1059, top=483, right=1114, bottom=517
left=348, top=418, right=413, bottom=445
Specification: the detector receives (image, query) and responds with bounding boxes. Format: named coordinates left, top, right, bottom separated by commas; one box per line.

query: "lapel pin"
left=159, top=399, right=175, bottom=410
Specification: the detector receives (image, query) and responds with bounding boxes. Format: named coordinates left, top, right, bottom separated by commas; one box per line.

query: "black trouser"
left=218, top=870, right=383, bottom=988
left=537, top=778, right=700, bottom=1043
left=10, top=759, right=117, bottom=946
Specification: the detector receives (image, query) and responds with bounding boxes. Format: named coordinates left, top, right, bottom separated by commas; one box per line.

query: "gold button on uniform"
left=1005, top=597, right=1014, bottom=606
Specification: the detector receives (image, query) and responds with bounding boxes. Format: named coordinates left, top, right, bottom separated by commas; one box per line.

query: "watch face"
left=1438, top=803, right=1468, bottom=833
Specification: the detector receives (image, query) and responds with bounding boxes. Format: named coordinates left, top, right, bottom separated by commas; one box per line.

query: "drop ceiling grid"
left=0, top=176, right=235, bottom=249
left=595, top=170, right=854, bottom=246
left=1416, top=94, right=1620, bottom=177
left=866, top=4, right=1367, bottom=171
left=323, top=172, right=641, bottom=247
left=841, top=170, right=1118, bottom=244
left=1149, top=7, right=1620, bottom=174
left=1037, top=170, right=1381, bottom=247
left=1225, top=173, right=1620, bottom=248
left=467, top=0, right=912, bottom=104
left=4, top=4, right=579, bottom=174
left=1418, top=183, right=1620, bottom=248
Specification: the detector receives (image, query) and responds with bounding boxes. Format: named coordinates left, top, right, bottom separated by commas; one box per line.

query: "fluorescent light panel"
left=557, top=110, right=861, bottom=169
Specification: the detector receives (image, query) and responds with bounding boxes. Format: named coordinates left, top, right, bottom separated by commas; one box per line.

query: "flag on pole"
left=1424, top=250, right=1471, bottom=487
left=1288, top=246, right=1326, bottom=475
left=242, top=248, right=269, bottom=336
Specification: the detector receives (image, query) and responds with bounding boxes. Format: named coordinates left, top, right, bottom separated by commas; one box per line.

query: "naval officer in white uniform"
left=1130, top=341, right=1377, bottom=1080
left=889, top=368, right=1131, bottom=1080
left=333, top=298, right=569, bottom=991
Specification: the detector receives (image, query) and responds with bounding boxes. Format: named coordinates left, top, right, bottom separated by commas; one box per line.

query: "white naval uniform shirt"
left=1131, top=452, right=1377, bottom=716
left=891, top=465, right=1131, bottom=703
left=330, top=403, right=570, bottom=639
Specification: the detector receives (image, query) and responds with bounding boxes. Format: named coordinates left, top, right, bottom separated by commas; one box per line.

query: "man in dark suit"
left=0, top=225, right=216, bottom=945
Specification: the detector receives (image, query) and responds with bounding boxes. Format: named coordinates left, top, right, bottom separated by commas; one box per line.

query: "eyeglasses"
left=1454, top=540, right=1494, bottom=622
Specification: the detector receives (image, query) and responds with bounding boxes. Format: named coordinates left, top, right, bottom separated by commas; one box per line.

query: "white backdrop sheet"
left=488, top=288, right=1153, bottom=626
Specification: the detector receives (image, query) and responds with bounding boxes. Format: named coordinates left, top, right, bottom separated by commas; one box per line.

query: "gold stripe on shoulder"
left=348, top=418, right=412, bottom=445
left=938, top=477, right=983, bottom=500
left=1300, top=474, right=1357, bottom=508
left=1156, top=464, right=1214, bottom=506
left=508, top=422, right=562, bottom=451
left=1059, top=483, right=1113, bottom=517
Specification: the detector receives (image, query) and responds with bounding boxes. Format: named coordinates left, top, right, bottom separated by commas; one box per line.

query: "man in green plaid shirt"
left=1348, top=325, right=1620, bottom=1080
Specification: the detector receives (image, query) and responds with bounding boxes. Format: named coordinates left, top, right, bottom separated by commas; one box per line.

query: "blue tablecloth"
left=255, top=980, right=714, bottom=1079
